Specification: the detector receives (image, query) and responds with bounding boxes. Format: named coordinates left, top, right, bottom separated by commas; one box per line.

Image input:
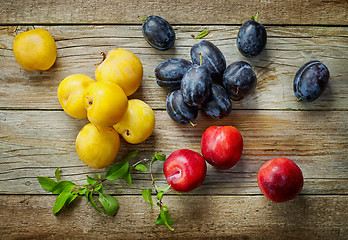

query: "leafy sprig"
left=141, top=153, right=174, bottom=231
left=37, top=151, right=174, bottom=231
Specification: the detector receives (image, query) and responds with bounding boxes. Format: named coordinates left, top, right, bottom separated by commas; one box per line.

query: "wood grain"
left=1, top=0, right=348, bottom=25
left=1, top=26, right=347, bottom=110
left=1, top=110, right=347, bottom=195
left=0, top=195, right=347, bottom=239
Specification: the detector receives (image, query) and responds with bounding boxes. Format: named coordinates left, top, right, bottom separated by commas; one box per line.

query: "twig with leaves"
left=37, top=151, right=174, bottom=230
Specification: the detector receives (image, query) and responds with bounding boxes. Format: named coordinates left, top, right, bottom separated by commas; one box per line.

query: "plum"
left=166, top=90, right=198, bottom=125
left=202, top=83, right=232, bottom=119
left=222, top=61, right=257, bottom=100
left=190, top=40, right=226, bottom=83
left=294, top=61, right=330, bottom=102
left=142, top=15, right=175, bottom=51
left=155, top=58, right=193, bottom=90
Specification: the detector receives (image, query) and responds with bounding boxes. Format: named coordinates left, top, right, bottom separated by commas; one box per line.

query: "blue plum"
left=294, top=61, right=330, bottom=102
left=181, top=65, right=212, bottom=107
left=166, top=90, right=198, bottom=125
left=202, top=83, right=232, bottom=119
left=155, top=58, right=193, bottom=90
left=142, top=16, right=175, bottom=51
left=223, top=61, right=257, bottom=101
left=237, top=17, right=267, bottom=57
left=190, top=40, right=226, bottom=83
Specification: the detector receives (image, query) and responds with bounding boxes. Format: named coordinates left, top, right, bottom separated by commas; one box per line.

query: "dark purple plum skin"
left=166, top=90, right=198, bottom=125
left=202, top=83, right=232, bottom=119
left=222, top=61, right=257, bottom=101
left=155, top=58, right=193, bottom=90
left=294, top=61, right=330, bottom=102
left=237, top=20, right=267, bottom=57
left=142, top=16, right=175, bottom=51
left=190, top=40, right=226, bottom=83
left=181, top=65, right=212, bottom=107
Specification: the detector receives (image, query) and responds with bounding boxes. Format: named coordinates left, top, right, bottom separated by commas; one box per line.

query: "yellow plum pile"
left=57, top=49, right=155, bottom=169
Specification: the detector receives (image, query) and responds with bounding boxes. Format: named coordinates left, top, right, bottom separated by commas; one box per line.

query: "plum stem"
left=251, top=12, right=259, bottom=22
left=297, top=97, right=302, bottom=102
left=197, top=52, right=203, bottom=66
left=148, top=75, right=156, bottom=78
left=190, top=121, right=197, bottom=127
left=138, top=16, right=148, bottom=22
left=191, top=34, right=199, bottom=43
left=94, top=52, right=106, bottom=66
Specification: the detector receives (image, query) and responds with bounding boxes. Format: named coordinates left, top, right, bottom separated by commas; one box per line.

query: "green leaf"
left=55, top=167, right=61, bottom=182
left=157, top=191, right=164, bottom=201
left=122, top=167, right=132, bottom=185
left=52, top=181, right=76, bottom=194
left=53, top=189, right=72, bottom=215
left=141, top=189, right=153, bottom=209
left=87, top=192, right=105, bottom=214
left=196, top=30, right=210, bottom=39
left=78, top=188, right=87, bottom=195
left=155, top=184, right=171, bottom=193
left=98, top=193, right=119, bottom=216
left=155, top=153, right=166, bottom=161
left=86, top=175, right=98, bottom=185
left=37, top=176, right=57, bottom=192
left=105, top=162, right=129, bottom=181
left=135, top=164, right=147, bottom=172
left=125, top=150, right=139, bottom=161
left=98, top=174, right=102, bottom=180
left=155, top=206, right=174, bottom=231
left=65, top=192, right=78, bottom=207
left=94, top=184, right=103, bottom=192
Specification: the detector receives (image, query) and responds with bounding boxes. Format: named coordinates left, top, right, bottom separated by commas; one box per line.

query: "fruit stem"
left=138, top=16, right=148, bottom=22
left=197, top=52, right=203, bottom=66
left=251, top=12, right=259, bottom=22
left=297, top=97, right=302, bottom=102
left=189, top=121, right=197, bottom=127
left=148, top=76, right=156, bottom=78
left=94, top=52, right=106, bottom=66
left=191, top=34, right=199, bottom=43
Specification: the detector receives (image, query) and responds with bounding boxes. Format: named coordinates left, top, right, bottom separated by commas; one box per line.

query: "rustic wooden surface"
left=1, top=0, right=348, bottom=239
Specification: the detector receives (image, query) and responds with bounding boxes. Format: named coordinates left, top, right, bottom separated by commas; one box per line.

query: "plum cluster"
left=155, top=40, right=257, bottom=125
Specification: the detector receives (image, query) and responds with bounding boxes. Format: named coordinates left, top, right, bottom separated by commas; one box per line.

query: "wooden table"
left=1, top=1, right=347, bottom=239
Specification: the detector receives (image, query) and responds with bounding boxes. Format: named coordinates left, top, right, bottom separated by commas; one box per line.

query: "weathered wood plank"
left=1, top=26, right=347, bottom=110
left=1, top=0, right=348, bottom=25
left=0, top=195, right=347, bottom=239
left=1, top=110, right=347, bottom=194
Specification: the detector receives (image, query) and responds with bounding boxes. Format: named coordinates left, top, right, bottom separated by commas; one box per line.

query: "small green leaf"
left=155, top=206, right=174, bottom=231
left=98, top=193, right=119, bottom=216
left=157, top=191, right=164, bottom=201
left=135, top=164, right=147, bottom=172
left=98, top=174, right=102, bottom=180
left=105, top=162, right=129, bottom=181
left=125, top=150, right=139, bottom=161
left=138, top=16, right=149, bottom=21
left=122, top=167, right=132, bottom=185
left=94, top=184, right=103, bottom=192
left=86, top=175, right=98, bottom=185
left=155, top=153, right=166, bottom=161
left=53, top=189, right=72, bottom=215
left=150, top=156, right=157, bottom=165
left=55, top=167, right=61, bottom=182
left=141, top=189, right=153, bottom=209
left=37, top=177, right=57, bottom=192
left=78, top=188, right=87, bottom=195
left=196, top=30, right=210, bottom=39
left=65, top=192, right=78, bottom=207
left=87, top=192, right=105, bottom=214
left=155, top=184, right=171, bottom=193
left=52, top=181, right=76, bottom=194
